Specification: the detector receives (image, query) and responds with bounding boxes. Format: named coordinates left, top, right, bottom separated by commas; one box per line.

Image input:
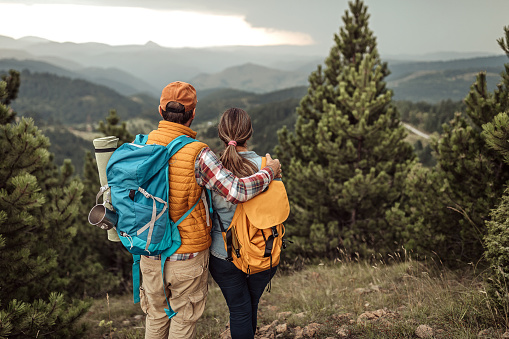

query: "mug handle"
left=95, top=185, right=110, bottom=205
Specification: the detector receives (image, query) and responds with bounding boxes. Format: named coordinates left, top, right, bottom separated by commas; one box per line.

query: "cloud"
left=0, top=3, right=314, bottom=47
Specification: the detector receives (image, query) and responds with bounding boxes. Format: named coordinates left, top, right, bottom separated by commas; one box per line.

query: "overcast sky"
left=1, top=0, right=508, bottom=57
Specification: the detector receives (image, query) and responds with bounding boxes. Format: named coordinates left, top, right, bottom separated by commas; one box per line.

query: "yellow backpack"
left=220, top=157, right=290, bottom=276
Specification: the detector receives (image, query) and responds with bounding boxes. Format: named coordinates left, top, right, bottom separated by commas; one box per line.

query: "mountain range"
left=1, top=35, right=507, bottom=102
left=0, top=35, right=321, bottom=94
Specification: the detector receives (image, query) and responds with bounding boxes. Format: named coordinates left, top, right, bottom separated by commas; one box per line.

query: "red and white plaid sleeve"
left=195, top=147, right=274, bottom=204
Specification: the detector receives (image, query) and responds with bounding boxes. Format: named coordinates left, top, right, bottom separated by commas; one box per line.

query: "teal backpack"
left=105, top=134, right=210, bottom=319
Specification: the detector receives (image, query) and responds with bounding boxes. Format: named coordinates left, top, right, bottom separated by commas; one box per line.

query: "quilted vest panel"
left=146, top=121, right=211, bottom=253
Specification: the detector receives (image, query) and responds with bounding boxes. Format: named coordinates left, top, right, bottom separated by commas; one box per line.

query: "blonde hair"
left=218, top=108, right=258, bottom=178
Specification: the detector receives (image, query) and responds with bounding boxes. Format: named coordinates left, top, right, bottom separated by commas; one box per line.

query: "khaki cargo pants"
left=140, top=250, right=209, bottom=339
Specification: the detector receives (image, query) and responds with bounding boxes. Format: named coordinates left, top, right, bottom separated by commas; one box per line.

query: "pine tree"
left=70, top=109, right=135, bottom=294
left=481, top=26, right=509, bottom=310
left=390, top=26, right=509, bottom=264
left=276, top=0, right=414, bottom=257
left=57, top=149, right=123, bottom=297
left=483, top=114, right=509, bottom=310
left=98, top=109, right=134, bottom=145
left=429, top=29, right=509, bottom=262
left=0, top=70, right=90, bottom=337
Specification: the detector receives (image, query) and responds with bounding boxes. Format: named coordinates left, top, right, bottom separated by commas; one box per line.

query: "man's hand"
left=266, top=153, right=281, bottom=178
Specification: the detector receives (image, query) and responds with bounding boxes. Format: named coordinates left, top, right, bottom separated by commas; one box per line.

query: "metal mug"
left=88, top=203, right=118, bottom=230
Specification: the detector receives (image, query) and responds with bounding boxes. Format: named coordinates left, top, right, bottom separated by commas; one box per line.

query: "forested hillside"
left=388, top=67, right=503, bottom=102
left=395, top=99, right=466, bottom=133
left=0, top=58, right=157, bottom=95
left=194, top=86, right=307, bottom=124
left=387, top=55, right=507, bottom=79
left=42, top=126, right=93, bottom=174
left=6, top=70, right=156, bottom=125
left=196, top=97, right=302, bottom=154
left=190, top=63, right=308, bottom=93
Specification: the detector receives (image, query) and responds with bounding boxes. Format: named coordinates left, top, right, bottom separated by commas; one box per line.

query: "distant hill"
left=42, top=126, right=93, bottom=174
left=249, top=97, right=301, bottom=154
left=187, top=57, right=509, bottom=103
left=0, top=58, right=158, bottom=95
left=0, top=49, right=82, bottom=70
left=194, top=86, right=307, bottom=124
left=384, top=51, right=501, bottom=62
left=6, top=70, right=155, bottom=125
left=191, top=63, right=308, bottom=93
left=2, top=67, right=304, bottom=131
left=194, top=97, right=300, bottom=155
left=0, top=58, right=76, bottom=78
left=192, top=87, right=306, bottom=154
left=385, top=55, right=507, bottom=102
left=386, top=55, right=507, bottom=80
left=0, top=35, right=322, bottom=91
left=388, top=67, right=502, bottom=102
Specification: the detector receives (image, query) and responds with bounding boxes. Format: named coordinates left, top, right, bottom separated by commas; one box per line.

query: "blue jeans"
left=209, top=254, right=277, bottom=339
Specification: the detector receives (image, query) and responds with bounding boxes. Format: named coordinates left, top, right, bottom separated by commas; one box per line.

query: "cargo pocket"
left=182, top=286, right=208, bottom=323
left=174, top=263, right=204, bottom=283
left=139, top=286, right=149, bottom=314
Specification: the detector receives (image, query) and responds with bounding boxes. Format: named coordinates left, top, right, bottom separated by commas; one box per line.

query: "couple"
left=139, top=81, right=283, bottom=339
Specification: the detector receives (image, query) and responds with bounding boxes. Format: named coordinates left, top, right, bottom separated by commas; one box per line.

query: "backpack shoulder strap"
left=134, top=134, right=148, bottom=145
left=166, top=135, right=197, bottom=157
left=156, top=135, right=199, bottom=320
left=132, top=254, right=141, bottom=303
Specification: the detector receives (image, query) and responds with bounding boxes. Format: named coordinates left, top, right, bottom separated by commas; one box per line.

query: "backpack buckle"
left=271, top=227, right=279, bottom=238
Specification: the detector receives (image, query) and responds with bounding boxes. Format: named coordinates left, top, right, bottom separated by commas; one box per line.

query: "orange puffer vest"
left=146, top=120, right=211, bottom=253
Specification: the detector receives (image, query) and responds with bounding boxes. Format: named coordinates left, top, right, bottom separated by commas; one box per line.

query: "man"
left=139, top=81, right=281, bottom=338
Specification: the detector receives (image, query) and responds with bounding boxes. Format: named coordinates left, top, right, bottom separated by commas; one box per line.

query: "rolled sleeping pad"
left=93, top=136, right=120, bottom=242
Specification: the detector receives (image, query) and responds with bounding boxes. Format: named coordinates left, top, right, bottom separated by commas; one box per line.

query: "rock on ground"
left=477, top=328, right=505, bottom=338
left=336, top=325, right=350, bottom=338
left=255, top=320, right=279, bottom=339
left=276, top=323, right=287, bottom=334
left=415, top=324, right=434, bottom=338
left=357, top=308, right=388, bottom=323
left=276, top=311, right=292, bottom=319
left=293, top=326, right=304, bottom=339
left=303, top=323, right=321, bottom=337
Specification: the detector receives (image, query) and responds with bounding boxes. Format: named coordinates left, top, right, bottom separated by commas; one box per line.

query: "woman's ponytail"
left=218, top=108, right=258, bottom=178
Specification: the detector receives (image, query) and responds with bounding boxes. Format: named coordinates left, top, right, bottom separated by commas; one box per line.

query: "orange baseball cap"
left=159, top=81, right=197, bottom=113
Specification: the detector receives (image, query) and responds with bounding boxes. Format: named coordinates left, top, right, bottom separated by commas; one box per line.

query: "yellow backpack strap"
left=215, top=209, right=235, bottom=261
left=261, top=156, right=266, bottom=169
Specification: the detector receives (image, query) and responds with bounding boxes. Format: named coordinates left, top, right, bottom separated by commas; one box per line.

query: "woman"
left=209, top=107, right=279, bottom=339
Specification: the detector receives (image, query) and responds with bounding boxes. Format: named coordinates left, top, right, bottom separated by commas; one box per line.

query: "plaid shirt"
left=145, top=147, right=274, bottom=261
left=145, top=251, right=200, bottom=262
left=195, top=147, right=274, bottom=204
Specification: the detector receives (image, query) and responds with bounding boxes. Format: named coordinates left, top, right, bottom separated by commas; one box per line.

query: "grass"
left=79, top=252, right=508, bottom=338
